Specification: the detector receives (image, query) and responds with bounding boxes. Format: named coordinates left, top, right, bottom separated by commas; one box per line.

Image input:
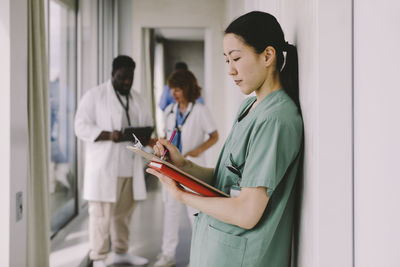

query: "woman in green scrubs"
left=147, top=11, right=303, bottom=267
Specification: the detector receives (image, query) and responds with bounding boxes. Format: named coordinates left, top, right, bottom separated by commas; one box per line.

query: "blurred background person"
left=158, top=62, right=204, bottom=112
left=74, top=55, right=153, bottom=267
left=154, top=69, right=218, bottom=267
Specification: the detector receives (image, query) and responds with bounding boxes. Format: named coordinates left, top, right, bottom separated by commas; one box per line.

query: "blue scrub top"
left=171, top=105, right=190, bottom=152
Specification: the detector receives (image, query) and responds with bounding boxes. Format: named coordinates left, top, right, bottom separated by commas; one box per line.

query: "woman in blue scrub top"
left=147, top=11, right=303, bottom=267
left=154, top=70, right=219, bottom=267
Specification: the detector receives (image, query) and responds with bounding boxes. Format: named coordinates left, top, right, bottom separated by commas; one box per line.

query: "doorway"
left=150, top=27, right=205, bottom=138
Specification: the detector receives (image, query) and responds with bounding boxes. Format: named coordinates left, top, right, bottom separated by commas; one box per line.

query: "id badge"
left=230, top=185, right=241, bottom=198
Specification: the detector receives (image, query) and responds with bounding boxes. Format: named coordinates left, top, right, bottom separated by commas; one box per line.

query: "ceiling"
left=154, top=27, right=205, bottom=41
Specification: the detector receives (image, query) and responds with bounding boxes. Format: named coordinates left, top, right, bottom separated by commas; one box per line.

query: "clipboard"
left=127, top=145, right=229, bottom=198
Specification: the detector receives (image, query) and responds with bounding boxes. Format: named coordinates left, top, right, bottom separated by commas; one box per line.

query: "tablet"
left=123, top=126, right=154, bottom=146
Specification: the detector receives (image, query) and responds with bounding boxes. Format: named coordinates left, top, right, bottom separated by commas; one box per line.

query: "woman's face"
left=170, top=87, right=187, bottom=104
left=223, top=33, right=268, bottom=95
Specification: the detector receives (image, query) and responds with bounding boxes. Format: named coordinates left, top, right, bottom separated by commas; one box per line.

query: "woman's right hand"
left=154, top=138, right=186, bottom=168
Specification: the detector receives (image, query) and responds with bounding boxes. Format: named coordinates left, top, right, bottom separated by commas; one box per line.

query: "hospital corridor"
left=50, top=174, right=192, bottom=267
left=1, top=0, right=400, bottom=267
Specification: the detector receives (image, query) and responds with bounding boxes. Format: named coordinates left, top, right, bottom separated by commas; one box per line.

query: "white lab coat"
left=160, top=102, right=217, bottom=255
left=74, top=80, right=153, bottom=202
left=163, top=102, right=216, bottom=166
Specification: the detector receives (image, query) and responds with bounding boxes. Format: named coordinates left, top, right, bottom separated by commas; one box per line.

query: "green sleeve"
left=240, top=117, right=299, bottom=197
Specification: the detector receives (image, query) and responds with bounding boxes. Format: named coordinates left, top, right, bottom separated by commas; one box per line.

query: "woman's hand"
left=146, top=168, right=186, bottom=202
left=183, top=131, right=218, bottom=158
left=153, top=138, right=186, bottom=168
left=184, top=148, right=202, bottom=158
left=110, top=130, right=123, bottom=142
left=147, top=137, right=158, bottom=147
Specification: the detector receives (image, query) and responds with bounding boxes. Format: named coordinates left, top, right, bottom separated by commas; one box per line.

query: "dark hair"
left=174, top=62, right=188, bottom=71
left=225, top=11, right=299, bottom=107
left=112, top=55, right=136, bottom=72
left=167, top=70, right=201, bottom=103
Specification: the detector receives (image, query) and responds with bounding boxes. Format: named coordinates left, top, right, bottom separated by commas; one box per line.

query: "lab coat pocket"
left=205, top=224, right=247, bottom=267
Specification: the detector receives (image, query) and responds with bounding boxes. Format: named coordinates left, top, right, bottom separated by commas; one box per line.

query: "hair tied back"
left=282, top=41, right=290, bottom=52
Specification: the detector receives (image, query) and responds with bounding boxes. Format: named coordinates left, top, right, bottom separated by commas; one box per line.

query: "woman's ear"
left=263, top=46, right=276, bottom=67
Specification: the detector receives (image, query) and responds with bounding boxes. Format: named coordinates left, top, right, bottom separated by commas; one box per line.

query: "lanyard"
left=174, top=103, right=194, bottom=131
left=114, top=90, right=131, bottom=126
left=173, top=103, right=194, bottom=152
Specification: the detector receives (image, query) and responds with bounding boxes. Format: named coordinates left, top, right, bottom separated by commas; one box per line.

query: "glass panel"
left=49, top=0, right=77, bottom=236
left=80, top=0, right=99, bottom=91
left=99, top=0, right=116, bottom=83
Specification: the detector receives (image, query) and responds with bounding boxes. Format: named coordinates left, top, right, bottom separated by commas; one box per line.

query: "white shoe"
left=153, top=254, right=175, bottom=267
left=113, top=253, right=149, bottom=265
left=93, top=260, right=107, bottom=267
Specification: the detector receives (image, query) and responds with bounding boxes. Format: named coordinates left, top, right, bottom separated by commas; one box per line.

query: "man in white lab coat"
left=75, top=55, right=153, bottom=267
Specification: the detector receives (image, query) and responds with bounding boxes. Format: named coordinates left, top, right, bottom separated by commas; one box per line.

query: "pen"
left=161, top=128, right=177, bottom=160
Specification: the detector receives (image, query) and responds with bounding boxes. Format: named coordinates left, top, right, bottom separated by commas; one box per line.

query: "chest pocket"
left=224, top=135, right=249, bottom=185
left=224, top=117, right=256, bottom=184
left=205, top=224, right=247, bottom=267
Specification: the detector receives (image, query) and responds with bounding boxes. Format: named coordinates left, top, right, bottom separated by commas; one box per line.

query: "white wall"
left=313, top=1, right=353, bottom=266
left=118, top=0, right=133, bottom=57
left=278, top=1, right=353, bottom=266
left=354, top=1, right=400, bottom=267
left=0, top=1, right=11, bottom=265
left=0, top=0, right=28, bottom=266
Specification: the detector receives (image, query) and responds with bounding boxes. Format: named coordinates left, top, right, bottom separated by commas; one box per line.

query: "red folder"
left=148, top=161, right=229, bottom=197
left=127, top=145, right=229, bottom=198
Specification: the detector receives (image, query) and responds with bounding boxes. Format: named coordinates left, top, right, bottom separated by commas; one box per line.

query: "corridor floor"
left=112, top=174, right=192, bottom=267
left=50, top=174, right=192, bottom=267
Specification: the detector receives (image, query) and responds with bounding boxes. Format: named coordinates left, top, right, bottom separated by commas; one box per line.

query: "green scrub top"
left=190, top=89, right=303, bottom=267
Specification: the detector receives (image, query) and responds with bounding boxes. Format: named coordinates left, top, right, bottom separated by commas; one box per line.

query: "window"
left=48, top=0, right=78, bottom=236
left=48, top=0, right=118, bottom=238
